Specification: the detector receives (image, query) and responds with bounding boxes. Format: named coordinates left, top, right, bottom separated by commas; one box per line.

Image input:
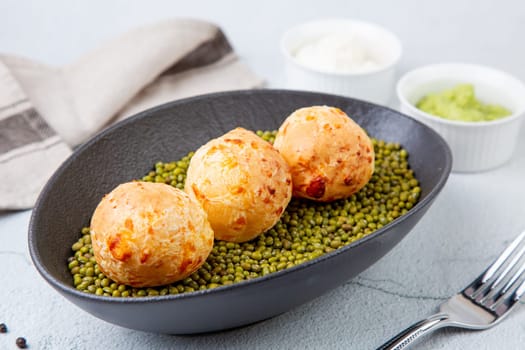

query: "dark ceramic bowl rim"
left=28, top=89, right=452, bottom=305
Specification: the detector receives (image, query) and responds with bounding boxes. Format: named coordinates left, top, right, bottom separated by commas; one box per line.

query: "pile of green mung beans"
left=67, top=130, right=421, bottom=297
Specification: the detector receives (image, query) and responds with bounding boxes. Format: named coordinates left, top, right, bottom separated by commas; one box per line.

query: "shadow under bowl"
left=28, top=89, right=451, bottom=334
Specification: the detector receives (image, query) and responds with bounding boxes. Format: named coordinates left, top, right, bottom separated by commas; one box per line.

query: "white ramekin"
left=397, top=63, right=525, bottom=172
left=280, top=19, right=402, bottom=105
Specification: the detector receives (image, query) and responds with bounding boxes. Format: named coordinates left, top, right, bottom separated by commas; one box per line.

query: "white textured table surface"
left=1, top=1, right=525, bottom=349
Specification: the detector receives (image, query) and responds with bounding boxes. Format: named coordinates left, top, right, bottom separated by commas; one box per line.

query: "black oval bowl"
left=29, top=90, right=451, bottom=334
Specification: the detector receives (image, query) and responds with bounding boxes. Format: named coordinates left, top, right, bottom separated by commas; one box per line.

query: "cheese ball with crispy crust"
left=90, top=181, right=214, bottom=287
left=273, top=106, right=374, bottom=202
left=185, top=127, right=292, bottom=243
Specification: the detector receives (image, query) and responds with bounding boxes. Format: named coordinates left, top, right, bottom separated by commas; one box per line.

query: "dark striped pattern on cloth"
left=0, top=106, right=56, bottom=155
left=0, top=60, right=71, bottom=209
left=162, top=28, right=233, bottom=76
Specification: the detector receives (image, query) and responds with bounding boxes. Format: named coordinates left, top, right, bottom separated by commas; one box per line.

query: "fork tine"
left=489, top=244, right=525, bottom=291
left=479, top=236, right=525, bottom=305
left=463, top=231, right=525, bottom=302
left=481, top=231, right=525, bottom=284
left=468, top=231, right=525, bottom=300
left=500, top=258, right=525, bottom=295
left=486, top=256, right=525, bottom=311
left=514, top=277, right=525, bottom=301
left=475, top=233, right=525, bottom=312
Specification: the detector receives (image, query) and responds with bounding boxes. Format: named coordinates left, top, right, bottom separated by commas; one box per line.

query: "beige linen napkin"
left=0, top=19, right=262, bottom=210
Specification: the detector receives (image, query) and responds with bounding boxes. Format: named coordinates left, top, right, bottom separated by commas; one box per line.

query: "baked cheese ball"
left=273, top=106, right=374, bottom=202
left=185, top=127, right=292, bottom=243
left=90, top=181, right=214, bottom=287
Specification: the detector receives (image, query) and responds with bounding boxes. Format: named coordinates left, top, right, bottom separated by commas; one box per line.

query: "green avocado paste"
left=416, top=84, right=511, bottom=122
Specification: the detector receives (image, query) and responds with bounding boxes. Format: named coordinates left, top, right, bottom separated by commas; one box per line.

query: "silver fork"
left=378, top=230, right=525, bottom=350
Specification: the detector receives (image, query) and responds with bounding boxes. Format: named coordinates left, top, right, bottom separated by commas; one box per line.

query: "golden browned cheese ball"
left=273, top=106, right=374, bottom=202
left=185, top=127, right=292, bottom=243
left=90, top=181, right=214, bottom=287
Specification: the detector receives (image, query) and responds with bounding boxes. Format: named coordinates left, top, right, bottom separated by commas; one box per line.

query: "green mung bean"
left=67, top=130, right=420, bottom=297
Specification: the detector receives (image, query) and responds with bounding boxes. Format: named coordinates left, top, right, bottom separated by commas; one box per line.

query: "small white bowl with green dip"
left=397, top=63, right=525, bottom=172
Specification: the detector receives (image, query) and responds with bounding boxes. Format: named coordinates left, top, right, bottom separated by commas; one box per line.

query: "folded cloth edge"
left=0, top=18, right=263, bottom=210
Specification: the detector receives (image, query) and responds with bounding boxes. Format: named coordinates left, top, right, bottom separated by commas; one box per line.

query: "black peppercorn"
left=0, top=323, right=6, bottom=333
left=16, top=337, right=27, bottom=349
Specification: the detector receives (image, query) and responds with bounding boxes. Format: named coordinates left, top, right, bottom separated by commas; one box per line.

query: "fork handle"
left=377, top=313, right=450, bottom=350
